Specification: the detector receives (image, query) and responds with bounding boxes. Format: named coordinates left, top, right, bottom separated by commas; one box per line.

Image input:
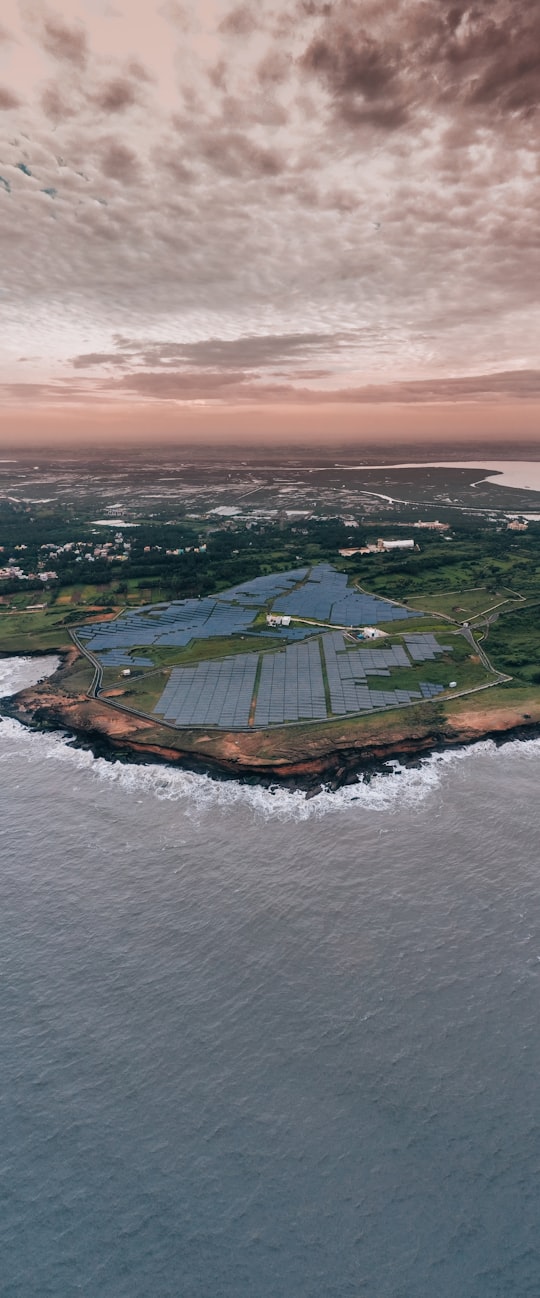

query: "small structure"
left=121, top=668, right=131, bottom=677
left=413, top=520, right=450, bottom=531
left=267, top=614, right=291, bottom=627
left=355, top=626, right=386, bottom=641
left=377, top=538, right=415, bottom=551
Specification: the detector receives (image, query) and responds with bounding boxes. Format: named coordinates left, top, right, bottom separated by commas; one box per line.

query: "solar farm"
left=152, top=632, right=450, bottom=730
left=76, top=563, right=417, bottom=663
left=69, top=562, right=471, bottom=731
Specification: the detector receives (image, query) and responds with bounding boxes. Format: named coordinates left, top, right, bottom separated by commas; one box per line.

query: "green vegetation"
left=0, top=605, right=82, bottom=654
left=399, top=587, right=524, bottom=621
left=346, top=529, right=540, bottom=606
left=109, top=668, right=172, bottom=717
left=483, top=602, right=540, bottom=684
left=141, top=635, right=281, bottom=669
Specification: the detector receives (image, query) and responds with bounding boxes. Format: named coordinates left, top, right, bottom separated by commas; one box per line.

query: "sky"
left=0, top=0, right=539, bottom=447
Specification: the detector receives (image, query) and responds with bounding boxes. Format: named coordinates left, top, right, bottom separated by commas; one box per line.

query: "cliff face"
left=3, top=658, right=540, bottom=792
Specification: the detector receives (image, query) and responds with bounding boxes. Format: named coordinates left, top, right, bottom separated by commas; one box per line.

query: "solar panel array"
left=404, top=633, right=453, bottom=661
left=77, top=567, right=311, bottom=660
left=76, top=564, right=424, bottom=678
left=321, top=632, right=445, bottom=716
left=149, top=629, right=449, bottom=731
left=155, top=654, right=259, bottom=728
left=254, top=640, right=327, bottom=727
left=78, top=597, right=257, bottom=652
left=272, top=563, right=419, bottom=626
left=217, top=569, right=308, bottom=604
left=99, top=650, right=153, bottom=668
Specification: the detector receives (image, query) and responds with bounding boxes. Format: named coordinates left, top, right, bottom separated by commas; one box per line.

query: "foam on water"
left=1, top=656, right=540, bottom=823
left=0, top=653, right=59, bottom=698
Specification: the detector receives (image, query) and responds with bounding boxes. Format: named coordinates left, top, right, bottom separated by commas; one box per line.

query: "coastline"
left=2, top=649, right=540, bottom=795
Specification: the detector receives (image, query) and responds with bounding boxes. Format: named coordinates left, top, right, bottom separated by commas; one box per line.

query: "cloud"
left=62, top=365, right=533, bottom=406
left=39, top=13, right=89, bottom=69
left=197, top=129, right=285, bottom=178
left=40, top=82, right=78, bottom=122
left=71, top=352, right=131, bottom=368
left=319, top=370, right=540, bottom=404
left=99, top=141, right=140, bottom=182
left=299, top=0, right=540, bottom=129
left=62, top=358, right=540, bottom=406
left=0, top=86, right=20, bottom=110
left=91, top=77, right=141, bottom=114
left=219, top=5, right=258, bottom=37
left=0, top=0, right=538, bottom=429
left=117, top=368, right=250, bottom=397
left=71, top=331, right=351, bottom=371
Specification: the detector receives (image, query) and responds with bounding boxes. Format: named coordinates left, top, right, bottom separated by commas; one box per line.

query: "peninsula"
left=3, top=453, right=540, bottom=791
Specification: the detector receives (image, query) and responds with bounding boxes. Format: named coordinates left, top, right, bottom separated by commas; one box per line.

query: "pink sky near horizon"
left=1, top=0, right=539, bottom=447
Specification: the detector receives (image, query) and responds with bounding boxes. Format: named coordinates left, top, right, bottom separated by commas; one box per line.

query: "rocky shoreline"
left=2, top=650, right=540, bottom=795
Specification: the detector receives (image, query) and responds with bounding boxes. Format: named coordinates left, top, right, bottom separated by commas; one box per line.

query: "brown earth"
left=3, top=651, right=540, bottom=792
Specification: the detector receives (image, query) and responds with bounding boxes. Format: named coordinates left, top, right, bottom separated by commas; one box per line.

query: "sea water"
left=1, top=658, right=540, bottom=1297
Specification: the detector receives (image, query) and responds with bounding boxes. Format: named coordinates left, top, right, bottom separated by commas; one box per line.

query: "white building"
left=378, top=538, right=415, bottom=551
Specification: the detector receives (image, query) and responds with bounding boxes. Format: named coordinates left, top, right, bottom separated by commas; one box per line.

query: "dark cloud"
left=41, top=83, right=77, bottom=123
left=4, top=381, right=98, bottom=401
left=364, top=369, right=540, bottom=403
left=71, top=332, right=350, bottom=371
left=71, top=352, right=131, bottom=369
left=91, top=366, right=540, bottom=405
left=7, top=362, right=540, bottom=410
left=127, top=60, right=153, bottom=84
left=0, top=86, right=20, bottom=110
left=256, top=48, right=291, bottom=85
left=92, top=77, right=140, bottom=113
left=299, top=0, right=540, bottom=129
left=299, top=5, right=408, bottom=129
left=99, top=141, right=140, bottom=182
left=118, top=369, right=250, bottom=397
left=40, top=14, right=88, bottom=69
left=198, top=130, right=284, bottom=178
left=219, top=5, right=258, bottom=37
left=287, top=370, right=540, bottom=404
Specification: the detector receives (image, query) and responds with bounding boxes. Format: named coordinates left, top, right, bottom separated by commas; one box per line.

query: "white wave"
left=0, top=654, right=60, bottom=698
left=1, top=699, right=539, bottom=822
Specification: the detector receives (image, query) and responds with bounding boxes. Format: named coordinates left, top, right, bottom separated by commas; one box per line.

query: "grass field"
left=106, top=668, right=172, bottom=716
left=142, top=634, right=281, bottom=669
left=483, top=601, right=540, bottom=684
left=402, top=587, right=525, bottom=621
left=0, top=606, right=78, bottom=653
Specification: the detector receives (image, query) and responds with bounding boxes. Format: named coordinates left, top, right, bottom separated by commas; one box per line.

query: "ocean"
left=1, top=657, right=540, bottom=1297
